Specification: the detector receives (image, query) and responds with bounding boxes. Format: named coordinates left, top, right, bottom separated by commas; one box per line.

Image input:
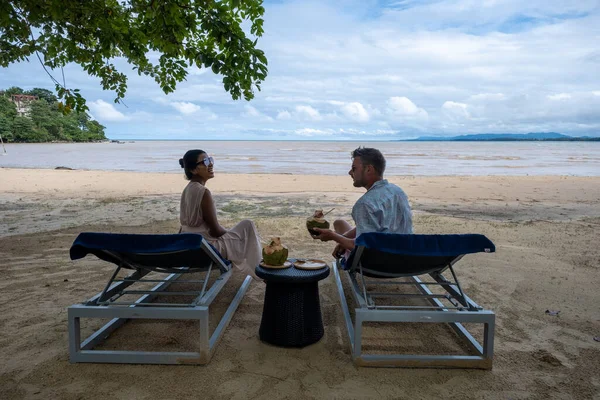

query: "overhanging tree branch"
left=0, top=0, right=268, bottom=114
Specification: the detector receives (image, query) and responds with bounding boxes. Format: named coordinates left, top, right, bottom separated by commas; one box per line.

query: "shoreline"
left=4, top=137, right=600, bottom=142
left=3, top=166, right=600, bottom=178
left=3, top=167, right=600, bottom=193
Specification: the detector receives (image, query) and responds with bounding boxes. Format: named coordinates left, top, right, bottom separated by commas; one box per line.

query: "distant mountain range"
left=404, top=132, right=600, bottom=141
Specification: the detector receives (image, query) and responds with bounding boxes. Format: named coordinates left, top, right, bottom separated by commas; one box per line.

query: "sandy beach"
left=1, top=168, right=599, bottom=399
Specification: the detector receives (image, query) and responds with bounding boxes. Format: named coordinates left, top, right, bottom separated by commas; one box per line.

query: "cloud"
left=243, top=105, right=274, bottom=121
left=171, top=101, right=201, bottom=114
left=187, top=68, right=208, bottom=76
left=294, top=105, right=322, bottom=121
left=88, top=100, right=129, bottom=122
left=276, top=110, right=292, bottom=120
left=387, top=97, right=428, bottom=119
left=339, top=102, right=371, bottom=122
left=274, top=102, right=373, bottom=123
left=243, top=105, right=261, bottom=117
left=162, top=83, right=232, bottom=103
left=442, top=101, right=470, bottom=119
left=294, top=128, right=335, bottom=136
left=547, top=93, right=572, bottom=101
left=152, top=97, right=217, bottom=119
left=469, top=93, right=506, bottom=101
left=292, top=127, right=394, bottom=137
left=3, top=0, right=599, bottom=138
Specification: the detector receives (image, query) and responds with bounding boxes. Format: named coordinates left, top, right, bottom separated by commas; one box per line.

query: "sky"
left=1, top=0, right=599, bottom=140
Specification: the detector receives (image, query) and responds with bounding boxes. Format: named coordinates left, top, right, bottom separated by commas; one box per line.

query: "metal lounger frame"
left=333, top=246, right=495, bottom=369
left=68, top=240, right=252, bottom=365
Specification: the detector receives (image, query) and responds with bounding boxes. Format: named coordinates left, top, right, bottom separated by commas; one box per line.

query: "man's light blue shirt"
left=351, top=179, right=413, bottom=238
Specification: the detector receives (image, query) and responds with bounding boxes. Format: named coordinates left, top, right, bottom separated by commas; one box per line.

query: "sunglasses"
left=193, top=156, right=214, bottom=168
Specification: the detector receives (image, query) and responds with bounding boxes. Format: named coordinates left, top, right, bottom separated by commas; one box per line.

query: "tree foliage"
left=0, top=0, right=268, bottom=113
left=27, top=87, right=57, bottom=103
left=0, top=86, right=107, bottom=142
left=3, top=86, right=24, bottom=97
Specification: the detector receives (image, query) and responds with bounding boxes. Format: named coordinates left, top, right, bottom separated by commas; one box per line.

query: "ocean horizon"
left=1, top=140, right=599, bottom=176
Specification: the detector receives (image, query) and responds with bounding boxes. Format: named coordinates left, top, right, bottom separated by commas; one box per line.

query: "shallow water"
left=1, top=140, right=599, bottom=176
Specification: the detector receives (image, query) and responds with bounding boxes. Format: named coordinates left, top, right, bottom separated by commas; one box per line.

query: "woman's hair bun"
left=178, top=158, right=185, bottom=168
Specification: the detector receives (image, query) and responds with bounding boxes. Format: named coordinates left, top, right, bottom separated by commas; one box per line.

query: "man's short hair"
left=351, top=147, right=386, bottom=175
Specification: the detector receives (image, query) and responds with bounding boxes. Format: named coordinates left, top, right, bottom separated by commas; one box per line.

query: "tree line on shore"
left=0, top=87, right=107, bottom=143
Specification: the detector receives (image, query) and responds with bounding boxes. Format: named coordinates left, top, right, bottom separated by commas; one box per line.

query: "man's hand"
left=311, top=227, right=336, bottom=242
left=332, top=243, right=345, bottom=259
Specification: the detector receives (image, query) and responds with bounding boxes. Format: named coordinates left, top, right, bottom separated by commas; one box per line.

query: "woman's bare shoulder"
left=186, top=181, right=207, bottom=191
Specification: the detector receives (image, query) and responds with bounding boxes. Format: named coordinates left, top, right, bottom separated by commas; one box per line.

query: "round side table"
left=255, top=263, right=330, bottom=347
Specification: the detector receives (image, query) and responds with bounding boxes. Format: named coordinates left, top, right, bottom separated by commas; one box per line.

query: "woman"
left=179, top=149, right=261, bottom=280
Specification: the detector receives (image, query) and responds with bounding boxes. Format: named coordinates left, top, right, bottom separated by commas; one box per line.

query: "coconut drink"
left=306, top=209, right=330, bottom=236
left=262, top=237, right=289, bottom=266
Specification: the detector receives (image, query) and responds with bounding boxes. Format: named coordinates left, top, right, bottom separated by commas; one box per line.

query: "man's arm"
left=312, top=228, right=355, bottom=250
left=353, top=203, right=382, bottom=237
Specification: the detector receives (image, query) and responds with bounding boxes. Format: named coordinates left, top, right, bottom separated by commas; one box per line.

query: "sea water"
left=1, top=141, right=598, bottom=176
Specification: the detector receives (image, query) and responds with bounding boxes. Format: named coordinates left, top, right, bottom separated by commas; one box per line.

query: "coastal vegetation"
left=0, top=86, right=106, bottom=143
left=0, top=1, right=268, bottom=113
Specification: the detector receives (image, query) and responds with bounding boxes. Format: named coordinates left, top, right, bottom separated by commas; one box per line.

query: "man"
left=312, top=147, right=413, bottom=259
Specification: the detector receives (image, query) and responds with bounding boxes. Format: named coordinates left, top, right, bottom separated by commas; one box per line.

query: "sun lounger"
left=67, top=232, right=252, bottom=365
left=333, top=233, right=496, bottom=369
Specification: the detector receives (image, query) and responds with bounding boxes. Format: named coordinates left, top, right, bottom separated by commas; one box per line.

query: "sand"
left=0, top=168, right=599, bottom=399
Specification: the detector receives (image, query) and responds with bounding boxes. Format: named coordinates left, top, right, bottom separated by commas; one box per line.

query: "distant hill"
left=406, top=132, right=600, bottom=141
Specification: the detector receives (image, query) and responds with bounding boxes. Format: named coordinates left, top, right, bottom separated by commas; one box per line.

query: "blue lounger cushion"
left=70, top=232, right=230, bottom=273
left=344, top=233, right=495, bottom=277
left=356, top=233, right=495, bottom=256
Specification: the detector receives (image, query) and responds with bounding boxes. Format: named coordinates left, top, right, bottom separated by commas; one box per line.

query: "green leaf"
left=0, top=0, right=269, bottom=118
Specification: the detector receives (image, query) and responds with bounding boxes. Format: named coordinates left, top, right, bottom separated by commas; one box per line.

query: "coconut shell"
left=306, top=218, right=330, bottom=235
left=262, top=247, right=289, bottom=266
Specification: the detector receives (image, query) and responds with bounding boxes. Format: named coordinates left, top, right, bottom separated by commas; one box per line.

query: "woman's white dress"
left=180, top=181, right=261, bottom=280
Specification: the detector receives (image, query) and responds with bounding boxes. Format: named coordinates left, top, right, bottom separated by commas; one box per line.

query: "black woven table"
left=256, top=262, right=330, bottom=347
